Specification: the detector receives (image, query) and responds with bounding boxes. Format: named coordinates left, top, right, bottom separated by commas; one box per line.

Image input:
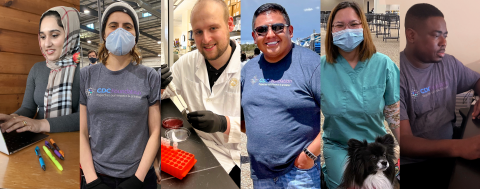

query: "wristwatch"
left=303, top=148, right=318, bottom=161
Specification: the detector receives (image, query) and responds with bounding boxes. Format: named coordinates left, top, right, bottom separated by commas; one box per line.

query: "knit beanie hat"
left=100, top=2, right=139, bottom=43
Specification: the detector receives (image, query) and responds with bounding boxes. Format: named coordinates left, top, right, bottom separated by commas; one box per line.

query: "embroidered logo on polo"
left=85, top=87, right=142, bottom=99
left=250, top=75, right=292, bottom=87
left=411, top=81, right=448, bottom=100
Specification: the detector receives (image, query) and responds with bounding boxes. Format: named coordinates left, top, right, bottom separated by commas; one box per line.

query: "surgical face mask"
left=89, top=57, right=97, bottom=63
left=105, top=28, right=136, bottom=56
left=332, top=28, right=364, bottom=52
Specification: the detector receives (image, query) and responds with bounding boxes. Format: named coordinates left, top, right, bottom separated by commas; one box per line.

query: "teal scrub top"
left=321, top=52, right=400, bottom=146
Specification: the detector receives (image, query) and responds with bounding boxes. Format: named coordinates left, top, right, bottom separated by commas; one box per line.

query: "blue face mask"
left=105, top=28, right=136, bottom=56
left=332, top=28, right=364, bottom=52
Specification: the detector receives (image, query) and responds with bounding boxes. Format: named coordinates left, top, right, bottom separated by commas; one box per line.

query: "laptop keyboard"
left=3, top=132, right=48, bottom=154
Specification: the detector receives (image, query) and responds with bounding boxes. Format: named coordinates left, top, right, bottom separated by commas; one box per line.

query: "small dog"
left=338, top=134, right=396, bottom=189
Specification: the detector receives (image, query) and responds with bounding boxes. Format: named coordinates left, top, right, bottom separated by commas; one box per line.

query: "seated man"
left=159, top=0, right=241, bottom=187
left=400, top=3, right=480, bottom=189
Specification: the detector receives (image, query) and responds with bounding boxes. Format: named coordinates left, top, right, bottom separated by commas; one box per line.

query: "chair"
left=383, top=14, right=400, bottom=42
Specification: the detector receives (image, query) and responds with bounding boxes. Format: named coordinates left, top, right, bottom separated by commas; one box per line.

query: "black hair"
left=252, top=3, right=291, bottom=31
left=88, top=50, right=98, bottom=56
left=39, top=11, right=63, bottom=31
left=241, top=53, right=246, bottom=62
left=405, top=3, right=444, bottom=29
left=254, top=48, right=260, bottom=55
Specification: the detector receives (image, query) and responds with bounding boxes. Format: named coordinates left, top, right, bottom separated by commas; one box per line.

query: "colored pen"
left=46, top=140, right=64, bottom=160
left=42, top=146, right=63, bottom=171
left=35, top=146, right=46, bottom=171
left=45, top=140, right=53, bottom=149
left=50, top=138, right=65, bottom=157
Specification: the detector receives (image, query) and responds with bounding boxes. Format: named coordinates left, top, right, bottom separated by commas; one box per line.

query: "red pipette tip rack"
left=161, top=144, right=197, bottom=180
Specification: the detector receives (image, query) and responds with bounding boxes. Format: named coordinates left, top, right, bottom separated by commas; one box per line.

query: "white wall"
left=396, top=0, right=480, bottom=72
left=364, top=0, right=374, bottom=13
left=174, top=26, right=182, bottom=42
left=388, top=4, right=399, bottom=11
left=375, top=0, right=386, bottom=14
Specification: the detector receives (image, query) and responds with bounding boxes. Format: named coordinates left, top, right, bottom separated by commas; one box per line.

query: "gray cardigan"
left=14, top=62, right=79, bottom=132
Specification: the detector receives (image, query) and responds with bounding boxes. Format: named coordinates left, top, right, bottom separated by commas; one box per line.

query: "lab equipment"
left=160, top=142, right=197, bottom=180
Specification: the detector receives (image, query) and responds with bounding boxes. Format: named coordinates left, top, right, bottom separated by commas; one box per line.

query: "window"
left=142, top=12, right=152, bottom=17
left=87, top=23, right=94, bottom=29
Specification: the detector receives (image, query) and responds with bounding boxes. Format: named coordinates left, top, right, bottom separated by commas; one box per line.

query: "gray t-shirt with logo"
left=400, top=51, right=480, bottom=164
left=80, top=63, right=160, bottom=177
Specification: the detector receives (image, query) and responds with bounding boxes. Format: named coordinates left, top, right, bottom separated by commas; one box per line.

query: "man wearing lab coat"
left=160, top=0, right=241, bottom=187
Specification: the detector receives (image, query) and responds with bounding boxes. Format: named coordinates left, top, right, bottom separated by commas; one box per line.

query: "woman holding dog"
left=320, top=2, right=400, bottom=188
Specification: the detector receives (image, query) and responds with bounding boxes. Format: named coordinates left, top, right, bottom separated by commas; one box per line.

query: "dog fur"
left=338, top=134, right=396, bottom=189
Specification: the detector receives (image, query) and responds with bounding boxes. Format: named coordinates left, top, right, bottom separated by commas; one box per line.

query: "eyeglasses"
left=332, top=21, right=362, bottom=31
left=254, top=23, right=289, bottom=36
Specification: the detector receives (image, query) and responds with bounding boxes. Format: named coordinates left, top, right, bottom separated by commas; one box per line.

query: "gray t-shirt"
left=400, top=51, right=480, bottom=164
left=80, top=63, right=160, bottom=177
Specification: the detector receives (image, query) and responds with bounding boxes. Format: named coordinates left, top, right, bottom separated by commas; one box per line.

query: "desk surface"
left=448, top=106, right=480, bottom=189
left=159, top=99, right=238, bottom=189
left=0, top=131, right=79, bottom=188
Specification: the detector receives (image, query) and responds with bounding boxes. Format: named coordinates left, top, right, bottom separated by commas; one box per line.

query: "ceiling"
left=79, top=0, right=166, bottom=58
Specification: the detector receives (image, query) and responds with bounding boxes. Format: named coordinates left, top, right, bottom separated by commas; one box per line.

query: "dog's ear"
left=347, top=138, right=366, bottom=150
left=376, top=134, right=395, bottom=145
left=347, top=138, right=367, bottom=156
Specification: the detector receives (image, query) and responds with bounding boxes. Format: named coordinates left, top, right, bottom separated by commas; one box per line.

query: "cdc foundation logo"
left=86, top=88, right=94, bottom=96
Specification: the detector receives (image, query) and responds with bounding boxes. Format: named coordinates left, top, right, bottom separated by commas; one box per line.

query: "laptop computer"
left=0, top=130, right=48, bottom=155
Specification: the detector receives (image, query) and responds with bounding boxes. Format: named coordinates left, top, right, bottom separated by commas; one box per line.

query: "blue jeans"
left=81, top=167, right=157, bottom=189
left=252, top=159, right=321, bottom=189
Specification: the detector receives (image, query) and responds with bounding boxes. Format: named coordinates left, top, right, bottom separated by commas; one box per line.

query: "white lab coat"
left=161, top=42, right=241, bottom=173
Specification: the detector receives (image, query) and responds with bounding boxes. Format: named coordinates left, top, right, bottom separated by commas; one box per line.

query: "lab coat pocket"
left=363, top=84, right=385, bottom=115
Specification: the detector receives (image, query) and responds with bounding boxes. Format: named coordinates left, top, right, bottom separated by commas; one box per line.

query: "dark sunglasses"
left=254, top=23, right=289, bottom=36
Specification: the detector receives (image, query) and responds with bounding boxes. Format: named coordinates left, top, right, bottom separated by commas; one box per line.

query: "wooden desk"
left=0, top=132, right=79, bottom=188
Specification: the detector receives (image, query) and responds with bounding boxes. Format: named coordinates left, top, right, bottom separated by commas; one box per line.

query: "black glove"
left=86, top=178, right=111, bottom=189
left=160, top=64, right=173, bottom=89
left=187, top=111, right=227, bottom=133
left=117, top=175, right=143, bottom=189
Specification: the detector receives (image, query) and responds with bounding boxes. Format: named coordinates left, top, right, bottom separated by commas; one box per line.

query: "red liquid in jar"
left=163, top=118, right=183, bottom=128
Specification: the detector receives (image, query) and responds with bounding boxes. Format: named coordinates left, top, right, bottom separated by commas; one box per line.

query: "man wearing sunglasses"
left=159, top=0, right=242, bottom=187
left=241, top=3, right=321, bottom=188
